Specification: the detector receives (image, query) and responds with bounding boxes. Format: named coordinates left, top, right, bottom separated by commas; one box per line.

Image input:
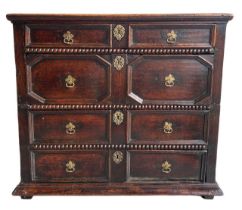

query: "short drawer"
left=29, top=111, right=111, bottom=144
left=127, top=151, right=204, bottom=182
left=25, top=24, right=111, bottom=47
left=127, top=55, right=213, bottom=104
left=27, top=55, right=111, bottom=104
left=129, top=24, right=215, bottom=48
left=31, top=151, right=109, bottom=182
left=127, top=111, right=207, bottom=144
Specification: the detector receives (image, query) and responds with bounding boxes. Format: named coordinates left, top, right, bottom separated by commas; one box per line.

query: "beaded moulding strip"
left=26, top=104, right=210, bottom=111
left=25, top=47, right=215, bottom=55
left=31, top=143, right=207, bottom=151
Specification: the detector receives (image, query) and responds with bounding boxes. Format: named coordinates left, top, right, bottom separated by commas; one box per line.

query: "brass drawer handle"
left=113, top=24, right=125, bottom=41
left=167, top=30, right=177, bottom=44
left=63, top=31, right=74, bottom=45
left=113, top=110, right=124, bottom=125
left=163, top=121, right=173, bottom=134
left=113, top=56, right=125, bottom=71
left=66, top=160, right=75, bottom=173
left=113, top=151, right=123, bottom=164
left=162, top=160, right=172, bottom=174
left=65, top=75, right=76, bottom=88
left=65, top=122, right=76, bottom=135
left=165, top=74, right=175, bottom=87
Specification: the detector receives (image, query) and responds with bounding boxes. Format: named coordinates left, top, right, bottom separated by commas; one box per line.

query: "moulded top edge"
left=6, top=13, right=233, bottom=23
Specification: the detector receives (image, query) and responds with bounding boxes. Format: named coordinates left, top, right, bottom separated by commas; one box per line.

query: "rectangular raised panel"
left=127, top=151, right=204, bottom=182
left=127, top=111, right=207, bottom=144
left=129, top=24, right=215, bottom=48
left=127, top=55, right=213, bottom=104
left=29, top=111, right=111, bottom=144
left=31, top=151, right=109, bottom=182
left=25, top=24, right=111, bottom=47
left=27, top=55, right=111, bottom=104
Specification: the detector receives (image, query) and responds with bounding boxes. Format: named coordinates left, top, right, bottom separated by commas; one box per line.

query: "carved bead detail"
left=27, top=104, right=210, bottom=111
left=31, top=144, right=207, bottom=151
left=25, top=47, right=214, bottom=55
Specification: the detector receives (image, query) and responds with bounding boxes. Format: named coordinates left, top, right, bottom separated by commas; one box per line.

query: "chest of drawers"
left=7, top=14, right=232, bottom=199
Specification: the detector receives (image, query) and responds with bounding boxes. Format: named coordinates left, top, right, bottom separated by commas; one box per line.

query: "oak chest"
left=7, top=14, right=232, bottom=199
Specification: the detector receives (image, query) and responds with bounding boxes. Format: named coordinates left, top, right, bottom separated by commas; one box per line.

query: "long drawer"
left=31, top=151, right=109, bottom=182
left=29, top=110, right=111, bottom=144
left=127, top=151, right=205, bottom=182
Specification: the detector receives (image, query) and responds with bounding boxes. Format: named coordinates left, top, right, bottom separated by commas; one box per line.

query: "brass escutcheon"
left=113, top=25, right=125, bottom=41
left=113, top=56, right=125, bottom=71
left=113, top=110, right=124, bottom=125
left=161, top=160, right=172, bottom=174
left=63, top=31, right=74, bottom=45
left=66, top=160, right=76, bottom=173
left=113, top=151, right=124, bottom=164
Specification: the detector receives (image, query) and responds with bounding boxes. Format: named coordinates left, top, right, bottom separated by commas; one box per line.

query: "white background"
left=0, top=0, right=241, bottom=209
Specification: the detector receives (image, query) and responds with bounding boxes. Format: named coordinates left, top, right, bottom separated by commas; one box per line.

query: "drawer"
left=31, top=151, right=109, bottom=182
left=127, top=151, right=204, bottom=182
left=127, top=111, right=207, bottom=144
left=127, top=55, right=212, bottom=104
left=27, top=55, right=111, bottom=104
left=25, top=24, right=111, bottom=47
left=129, top=24, right=215, bottom=48
left=29, top=111, right=111, bottom=144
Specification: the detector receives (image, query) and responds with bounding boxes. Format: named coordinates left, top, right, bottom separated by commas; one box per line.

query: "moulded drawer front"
left=129, top=24, right=215, bottom=48
left=27, top=55, right=111, bottom=104
left=127, top=55, right=213, bottom=104
left=127, top=151, right=204, bottom=182
left=29, top=111, right=111, bottom=144
left=31, top=151, right=109, bottom=182
left=127, top=111, right=206, bottom=144
left=25, top=24, right=111, bottom=47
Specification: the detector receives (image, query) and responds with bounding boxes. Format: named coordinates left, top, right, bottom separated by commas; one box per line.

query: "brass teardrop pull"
left=161, top=160, right=172, bottom=174
left=63, top=31, right=74, bottom=45
left=66, top=160, right=76, bottom=173
left=166, top=30, right=177, bottom=44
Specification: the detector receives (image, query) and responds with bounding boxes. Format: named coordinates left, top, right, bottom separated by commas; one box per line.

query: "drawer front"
left=26, top=24, right=111, bottom=47
left=127, top=111, right=206, bottom=144
left=27, top=55, right=111, bottom=104
left=129, top=24, right=215, bottom=48
left=128, top=55, right=212, bottom=104
left=128, top=151, right=204, bottom=182
left=29, top=111, right=111, bottom=144
left=31, top=151, right=109, bottom=182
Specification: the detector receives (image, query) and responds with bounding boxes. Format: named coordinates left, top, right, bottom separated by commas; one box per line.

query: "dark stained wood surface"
left=128, top=111, right=206, bottom=143
left=26, top=24, right=111, bottom=47
left=30, top=111, right=110, bottom=144
left=7, top=13, right=232, bottom=199
left=127, top=55, right=212, bottom=104
left=128, top=151, right=204, bottom=182
left=32, top=151, right=109, bottom=182
left=6, top=13, right=233, bottom=22
left=129, top=24, right=214, bottom=48
left=27, top=55, right=111, bottom=104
